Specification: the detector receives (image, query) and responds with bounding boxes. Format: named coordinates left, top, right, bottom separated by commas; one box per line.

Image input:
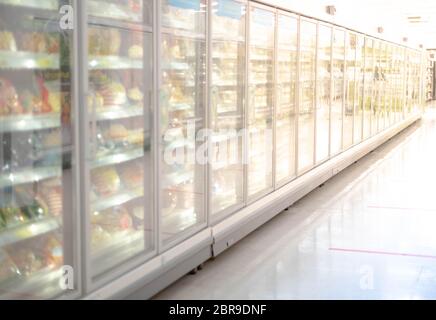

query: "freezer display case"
left=354, top=34, right=364, bottom=144
left=344, top=32, right=356, bottom=149
left=160, top=0, right=206, bottom=245
left=363, top=38, right=374, bottom=139
left=0, top=0, right=77, bottom=298
left=86, top=0, right=154, bottom=279
left=298, top=19, right=316, bottom=173
left=316, top=24, right=331, bottom=163
left=247, top=5, right=274, bottom=198
left=331, top=28, right=344, bottom=155
left=275, top=13, right=297, bottom=185
left=210, top=0, right=246, bottom=218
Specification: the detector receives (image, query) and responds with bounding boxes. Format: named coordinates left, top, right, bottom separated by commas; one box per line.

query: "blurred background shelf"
left=94, top=105, right=143, bottom=121
left=0, top=217, right=60, bottom=248
left=0, top=166, right=61, bottom=188
left=0, top=51, right=60, bottom=70
left=0, top=113, right=61, bottom=133
left=91, top=187, right=144, bottom=213
left=0, top=0, right=58, bottom=11
left=91, top=148, right=144, bottom=169
left=89, top=55, right=143, bottom=70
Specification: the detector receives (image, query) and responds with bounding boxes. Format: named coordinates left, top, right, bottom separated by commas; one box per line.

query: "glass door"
left=247, top=4, right=275, bottom=199
left=316, top=24, right=331, bottom=164
left=210, top=0, right=246, bottom=219
left=396, top=47, right=405, bottom=122
left=379, top=42, right=387, bottom=131
left=298, top=19, right=316, bottom=173
left=160, top=0, right=206, bottom=245
left=354, top=35, right=364, bottom=144
left=275, top=13, right=297, bottom=185
left=363, top=38, right=373, bottom=140
left=330, top=28, right=344, bottom=155
left=372, top=40, right=381, bottom=136
left=386, top=44, right=394, bottom=127
left=86, top=0, right=154, bottom=279
left=0, top=0, right=77, bottom=298
left=343, top=32, right=356, bottom=150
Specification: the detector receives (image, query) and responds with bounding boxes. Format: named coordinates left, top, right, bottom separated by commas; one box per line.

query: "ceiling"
left=265, top=0, right=436, bottom=49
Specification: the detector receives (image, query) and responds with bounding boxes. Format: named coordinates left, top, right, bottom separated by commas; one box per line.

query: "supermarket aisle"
left=155, top=109, right=436, bottom=300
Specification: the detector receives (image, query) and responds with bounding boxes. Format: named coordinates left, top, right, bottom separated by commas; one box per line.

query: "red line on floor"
left=329, top=247, right=436, bottom=259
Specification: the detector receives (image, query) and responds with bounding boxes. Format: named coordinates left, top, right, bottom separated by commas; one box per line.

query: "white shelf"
left=0, top=0, right=57, bottom=10
left=89, top=56, right=143, bottom=70
left=94, top=105, right=143, bottom=121
left=162, top=62, right=191, bottom=71
left=91, top=148, right=144, bottom=169
left=0, top=217, right=60, bottom=247
left=0, top=166, right=61, bottom=188
left=0, top=113, right=61, bottom=132
left=91, top=187, right=144, bottom=213
left=0, top=51, right=59, bottom=70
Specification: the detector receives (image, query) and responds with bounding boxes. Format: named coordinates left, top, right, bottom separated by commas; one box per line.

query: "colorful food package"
left=99, top=81, right=127, bottom=106
left=19, top=32, right=59, bottom=54
left=104, top=123, right=129, bottom=142
left=0, top=207, right=29, bottom=228
left=39, top=179, right=63, bottom=217
left=91, top=166, right=121, bottom=196
left=88, top=28, right=121, bottom=56
left=0, top=31, right=17, bottom=51
left=0, top=77, right=23, bottom=116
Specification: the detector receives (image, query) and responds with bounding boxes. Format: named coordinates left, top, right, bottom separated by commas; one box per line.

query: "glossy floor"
left=155, top=109, right=436, bottom=300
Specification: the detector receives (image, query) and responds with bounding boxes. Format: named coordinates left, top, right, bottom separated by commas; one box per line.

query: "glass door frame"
left=274, top=9, right=299, bottom=189
left=316, top=20, right=333, bottom=164
left=330, top=26, right=346, bottom=156
left=77, top=0, right=159, bottom=293
left=158, top=0, right=208, bottom=251
left=344, top=30, right=357, bottom=150
left=296, top=16, right=317, bottom=175
left=246, top=1, right=277, bottom=204
left=208, top=0, right=248, bottom=225
left=352, top=33, right=365, bottom=147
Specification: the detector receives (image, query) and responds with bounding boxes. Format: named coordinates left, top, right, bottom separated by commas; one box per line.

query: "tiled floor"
left=155, top=109, right=436, bottom=300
